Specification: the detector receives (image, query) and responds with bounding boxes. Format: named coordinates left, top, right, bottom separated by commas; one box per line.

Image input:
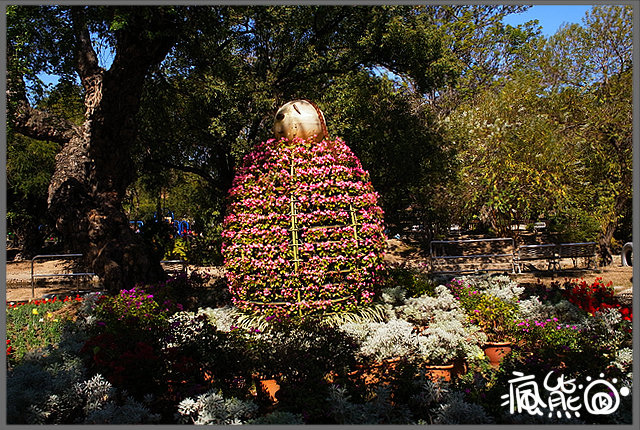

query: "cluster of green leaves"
left=134, top=5, right=462, bottom=239
left=442, top=5, right=632, bottom=254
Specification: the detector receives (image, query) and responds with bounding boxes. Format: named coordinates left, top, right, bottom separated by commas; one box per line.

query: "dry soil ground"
left=5, top=259, right=101, bottom=302
left=4, top=239, right=633, bottom=302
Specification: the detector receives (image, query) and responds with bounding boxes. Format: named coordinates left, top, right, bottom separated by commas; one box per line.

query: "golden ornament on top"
left=273, top=99, right=327, bottom=142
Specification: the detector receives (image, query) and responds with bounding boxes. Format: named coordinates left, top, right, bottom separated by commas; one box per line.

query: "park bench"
left=515, top=242, right=597, bottom=273
left=556, top=242, right=597, bottom=270
left=515, top=244, right=559, bottom=273
left=429, top=238, right=516, bottom=274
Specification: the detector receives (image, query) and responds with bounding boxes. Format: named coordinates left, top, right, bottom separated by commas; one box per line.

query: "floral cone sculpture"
left=222, top=120, right=386, bottom=317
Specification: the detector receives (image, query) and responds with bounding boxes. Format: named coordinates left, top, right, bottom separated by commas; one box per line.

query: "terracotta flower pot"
left=424, top=363, right=455, bottom=382
left=483, top=341, right=512, bottom=368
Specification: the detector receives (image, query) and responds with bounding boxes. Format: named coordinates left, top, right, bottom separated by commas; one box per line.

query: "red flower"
left=561, top=278, right=630, bottom=321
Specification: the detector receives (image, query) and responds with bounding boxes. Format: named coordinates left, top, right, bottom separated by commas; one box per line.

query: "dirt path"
left=4, top=260, right=226, bottom=302
left=5, top=239, right=633, bottom=302
left=5, top=259, right=99, bottom=302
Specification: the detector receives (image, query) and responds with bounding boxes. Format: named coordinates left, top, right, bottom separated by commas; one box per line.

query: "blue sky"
left=503, top=5, right=595, bottom=36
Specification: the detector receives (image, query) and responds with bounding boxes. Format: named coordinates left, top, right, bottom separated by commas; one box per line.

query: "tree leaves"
left=444, top=5, right=631, bottom=248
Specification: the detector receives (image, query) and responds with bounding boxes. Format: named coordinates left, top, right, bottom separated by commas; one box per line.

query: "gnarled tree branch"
left=6, top=48, right=80, bottom=144
left=13, top=100, right=81, bottom=144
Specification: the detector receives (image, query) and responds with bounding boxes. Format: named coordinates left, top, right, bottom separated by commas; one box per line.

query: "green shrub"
left=386, top=267, right=436, bottom=298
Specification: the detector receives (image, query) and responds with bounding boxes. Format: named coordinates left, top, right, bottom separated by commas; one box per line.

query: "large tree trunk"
left=11, top=7, right=179, bottom=292
left=598, top=188, right=631, bottom=267
left=47, top=123, right=165, bottom=291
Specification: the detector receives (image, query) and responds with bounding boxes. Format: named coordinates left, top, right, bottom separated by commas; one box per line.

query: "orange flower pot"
left=483, top=341, right=512, bottom=368
left=257, top=378, right=280, bottom=403
left=424, top=363, right=455, bottom=382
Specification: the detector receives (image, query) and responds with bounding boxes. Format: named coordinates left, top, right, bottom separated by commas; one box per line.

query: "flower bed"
left=561, top=277, right=632, bottom=321
left=6, top=272, right=633, bottom=424
left=6, top=295, right=83, bottom=362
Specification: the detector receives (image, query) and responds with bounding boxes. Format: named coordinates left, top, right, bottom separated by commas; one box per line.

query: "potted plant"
left=394, top=285, right=487, bottom=379
left=416, top=316, right=486, bottom=381
left=472, top=295, right=519, bottom=366
left=450, top=281, right=519, bottom=367
left=339, top=318, right=418, bottom=384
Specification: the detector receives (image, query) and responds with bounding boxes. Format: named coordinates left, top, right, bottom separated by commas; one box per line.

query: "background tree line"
left=6, top=5, right=632, bottom=289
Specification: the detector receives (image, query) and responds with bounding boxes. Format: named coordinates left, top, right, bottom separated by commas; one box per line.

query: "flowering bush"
left=222, top=136, right=386, bottom=317
left=142, top=271, right=213, bottom=312
left=515, top=318, right=582, bottom=353
left=448, top=278, right=519, bottom=341
left=90, top=288, right=174, bottom=337
left=562, top=278, right=632, bottom=321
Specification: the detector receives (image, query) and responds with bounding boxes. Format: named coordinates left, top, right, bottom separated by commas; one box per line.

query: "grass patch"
left=6, top=296, right=83, bottom=363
